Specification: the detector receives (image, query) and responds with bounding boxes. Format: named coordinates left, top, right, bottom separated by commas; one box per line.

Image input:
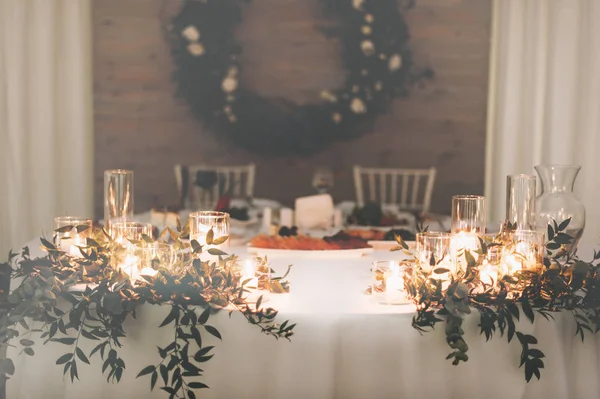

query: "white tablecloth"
left=7, top=243, right=600, bottom=399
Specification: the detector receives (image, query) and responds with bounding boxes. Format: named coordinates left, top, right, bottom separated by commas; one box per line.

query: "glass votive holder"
left=239, top=257, right=271, bottom=303
left=113, top=246, right=142, bottom=281
left=474, top=260, right=500, bottom=294
left=502, top=230, right=544, bottom=274
left=416, top=232, right=454, bottom=274
left=104, top=169, right=134, bottom=230
left=371, top=260, right=413, bottom=305
left=189, top=211, right=230, bottom=258
left=110, top=221, right=153, bottom=246
left=451, top=195, right=486, bottom=234
left=133, top=242, right=178, bottom=277
left=54, top=216, right=93, bottom=257
left=450, top=230, right=482, bottom=270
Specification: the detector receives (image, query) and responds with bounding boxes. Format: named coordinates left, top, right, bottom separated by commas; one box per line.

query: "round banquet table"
left=7, top=242, right=600, bottom=399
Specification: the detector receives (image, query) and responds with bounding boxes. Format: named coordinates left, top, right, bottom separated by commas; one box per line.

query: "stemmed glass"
left=312, top=167, right=334, bottom=194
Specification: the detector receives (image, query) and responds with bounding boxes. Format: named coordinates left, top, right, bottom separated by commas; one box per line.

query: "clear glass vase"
left=535, top=165, right=585, bottom=254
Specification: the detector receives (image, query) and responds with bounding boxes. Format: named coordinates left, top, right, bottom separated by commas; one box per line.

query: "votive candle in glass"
left=104, top=169, right=134, bottom=230
left=416, top=232, right=454, bottom=275
left=371, top=260, right=412, bottom=305
left=189, top=211, right=230, bottom=259
left=506, top=174, right=536, bottom=230
left=134, top=242, right=177, bottom=277
left=116, top=251, right=142, bottom=281
left=502, top=230, right=544, bottom=274
left=110, top=221, right=153, bottom=247
left=54, top=216, right=93, bottom=257
left=240, top=257, right=271, bottom=303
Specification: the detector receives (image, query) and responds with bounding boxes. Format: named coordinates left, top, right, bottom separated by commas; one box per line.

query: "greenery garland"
left=170, top=0, right=430, bottom=155
left=394, top=219, right=600, bottom=383
left=0, top=224, right=294, bottom=399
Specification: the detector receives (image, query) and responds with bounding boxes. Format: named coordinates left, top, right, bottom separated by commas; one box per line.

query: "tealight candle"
left=371, top=261, right=411, bottom=305
left=502, top=230, right=544, bottom=274
left=189, top=211, right=230, bottom=262
left=120, top=254, right=141, bottom=281
left=54, top=216, right=92, bottom=257
left=140, top=267, right=158, bottom=277
left=451, top=231, right=481, bottom=270
left=385, top=263, right=405, bottom=304
left=479, top=261, right=498, bottom=286
left=240, top=258, right=270, bottom=303
left=69, top=236, right=85, bottom=258
left=243, top=259, right=259, bottom=288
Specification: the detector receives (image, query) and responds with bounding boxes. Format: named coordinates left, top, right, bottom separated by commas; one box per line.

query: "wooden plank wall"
left=93, top=0, right=491, bottom=215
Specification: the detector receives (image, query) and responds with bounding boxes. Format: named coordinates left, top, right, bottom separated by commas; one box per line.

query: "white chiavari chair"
left=174, top=164, right=256, bottom=210
left=353, top=166, right=437, bottom=212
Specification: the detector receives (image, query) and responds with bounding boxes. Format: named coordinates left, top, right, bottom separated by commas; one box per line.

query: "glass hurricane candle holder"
left=371, top=260, right=413, bottom=305
left=104, top=169, right=134, bottom=230
left=110, top=221, right=153, bottom=247
left=416, top=232, right=454, bottom=275
left=506, top=174, right=536, bottom=230
left=451, top=195, right=486, bottom=234
left=502, top=230, right=544, bottom=274
left=54, top=216, right=93, bottom=257
left=189, top=211, right=230, bottom=260
left=134, top=242, right=177, bottom=277
left=240, top=257, right=271, bottom=303
left=113, top=247, right=142, bottom=281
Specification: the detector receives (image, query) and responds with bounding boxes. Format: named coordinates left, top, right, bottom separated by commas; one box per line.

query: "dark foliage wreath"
left=170, top=0, right=430, bottom=155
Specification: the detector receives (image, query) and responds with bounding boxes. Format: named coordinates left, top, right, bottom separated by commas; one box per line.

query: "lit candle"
left=60, top=237, right=73, bottom=253
left=140, top=267, right=158, bottom=277
left=385, top=263, right=406, bottom=304
left=69, top=237, right=85, bottom=258
left=451, top=231, right=480, bottom=254
left=503, top=253, right=523, bottom=275
left=242, top=259, right=258, bottom=288
left=451, top=231, right=480, bottom=271
left=120, top=255, right=141, bottom=281
left=479, top=261, right=498, bottom=286
left=60, top=236, right=85, bottom=258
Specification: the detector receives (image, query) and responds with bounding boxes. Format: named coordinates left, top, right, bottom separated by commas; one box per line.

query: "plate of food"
left=343, top=202, right=416, bottom=230
left=247, top=230, right=373, bottom=258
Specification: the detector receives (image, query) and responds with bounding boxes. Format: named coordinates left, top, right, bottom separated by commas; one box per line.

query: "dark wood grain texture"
left=93, top=0, right=491, bottom=216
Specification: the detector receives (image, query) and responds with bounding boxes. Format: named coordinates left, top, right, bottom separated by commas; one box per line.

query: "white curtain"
left=485, top=0, right=600, bottom=245
left=0, top=0, right=93, bottom=256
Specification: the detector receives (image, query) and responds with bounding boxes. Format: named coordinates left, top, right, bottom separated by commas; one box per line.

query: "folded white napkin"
left=294, top=194, right=335, bottom=230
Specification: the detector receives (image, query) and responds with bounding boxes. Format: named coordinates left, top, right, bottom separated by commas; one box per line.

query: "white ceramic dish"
left=246, top=246, right=373, bottom=258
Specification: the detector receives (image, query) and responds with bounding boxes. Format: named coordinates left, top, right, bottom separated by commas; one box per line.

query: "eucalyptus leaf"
left=205, top=228, right=214, bottom=246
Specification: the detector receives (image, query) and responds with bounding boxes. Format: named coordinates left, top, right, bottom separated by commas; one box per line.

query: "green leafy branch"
left=0, top=223, right=295, bottom=398
left=404, top=218, right=600, bottom=383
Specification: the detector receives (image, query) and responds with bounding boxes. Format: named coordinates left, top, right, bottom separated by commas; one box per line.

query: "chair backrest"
left=174, top=164, right=256, bottom=210
left=353, top=166, right=437, bottom=212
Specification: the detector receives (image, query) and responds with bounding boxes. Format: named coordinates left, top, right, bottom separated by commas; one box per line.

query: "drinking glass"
left=104, top=170, right=134, bottom=229
left=312, top=167, right=334, bottom=194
